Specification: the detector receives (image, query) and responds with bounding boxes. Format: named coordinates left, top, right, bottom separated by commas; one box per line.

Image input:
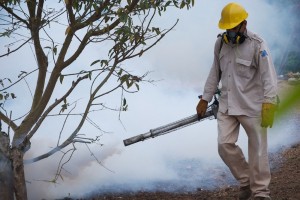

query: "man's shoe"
left=239, top=185, right=251, bottom=200
left=253, top=197, right=271, bottom=200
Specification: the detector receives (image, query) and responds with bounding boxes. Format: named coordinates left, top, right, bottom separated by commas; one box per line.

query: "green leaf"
left=11, top=93, right=16, bottom=99
left=126, top=80, right=133, bottom=88
left=165, top=1, right=171, bottom=7
left=90, top=59, right=100, bottom=66
left=60, top=99, right=69, bottom=114
left=88, top=71, right=92, bottom=80
left=180, top=1, right=185, bottom=9
left=18, top=71, right=27, bottom=78
left=135, top=83, right=140, bottom=91
left=123, top=98, right=127, bottom=106
left=53, top=46, right=57, bottom=55
left=4, top=93, right=9, bottom=100
left=152, top=27, right=161, bottom=35
left=120, top=74, right=129, bottom=85
left=117, top=68, right=123, bottom=76
left=173, top=0, right=179, bottom=7
left=59, top=75, right=64, bottom=84
left=119, top=13, right=128, bottom=23
left=123, top=104, right=128, bottom=111
left=100, top=60, right=108, bottom=67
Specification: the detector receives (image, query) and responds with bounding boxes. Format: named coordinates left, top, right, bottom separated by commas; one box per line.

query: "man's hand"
left=196, top=99, right=208, bottom=117
left=261, top=103, right=276, bottom=128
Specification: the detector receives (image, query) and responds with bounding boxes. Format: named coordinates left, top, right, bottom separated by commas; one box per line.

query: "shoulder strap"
left=218, top=33, right=224, bottom=54
left=217, top=34, right=224, bottom=81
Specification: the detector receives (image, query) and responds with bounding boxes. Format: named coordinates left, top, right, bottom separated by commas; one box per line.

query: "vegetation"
left=283, top=52, right=300, bottom=73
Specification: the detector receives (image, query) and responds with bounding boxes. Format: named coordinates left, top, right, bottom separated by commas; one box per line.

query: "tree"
left=0, top=0, right=194, bottom=199
left=285, top=51, right=300, bottom=73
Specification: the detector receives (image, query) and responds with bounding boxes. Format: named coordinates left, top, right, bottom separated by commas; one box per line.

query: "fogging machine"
left=123, top=94, right=219, bottom=146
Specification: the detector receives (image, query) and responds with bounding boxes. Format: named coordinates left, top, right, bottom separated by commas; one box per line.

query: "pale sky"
left=0, top=1, right=298, bottom=199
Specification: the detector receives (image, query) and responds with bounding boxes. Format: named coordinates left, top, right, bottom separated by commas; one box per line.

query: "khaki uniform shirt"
left=202, top=30, right=278, bottom=117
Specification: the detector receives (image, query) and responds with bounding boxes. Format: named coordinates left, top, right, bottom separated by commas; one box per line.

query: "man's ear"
left=243, top=20, right=247, bottom=27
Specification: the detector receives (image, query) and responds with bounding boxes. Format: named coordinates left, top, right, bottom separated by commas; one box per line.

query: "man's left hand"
left=261, top=103, right=276, bottom=128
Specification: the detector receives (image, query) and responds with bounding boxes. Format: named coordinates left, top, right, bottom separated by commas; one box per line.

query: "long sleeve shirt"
left=202, top=30, right=278, bottom=117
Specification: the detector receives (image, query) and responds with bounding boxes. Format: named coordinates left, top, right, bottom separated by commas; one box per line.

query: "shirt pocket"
left=235, top=58, right=256, bottom=79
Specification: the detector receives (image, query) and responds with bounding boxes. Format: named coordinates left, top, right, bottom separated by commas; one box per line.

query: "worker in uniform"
left=196, top=2, right=277, bottom=200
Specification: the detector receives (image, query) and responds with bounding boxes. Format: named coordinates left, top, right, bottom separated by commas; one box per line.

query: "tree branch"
left=56, top=104, right=76, bottom=146
left=0, top=111, right=18, bottom=131
left=0, top=69, right=38, bottom=92
left=26, top=0, right=36, bottom=19
left=0, top=37, right=32, bottom=58
left=27, top=74, right=89, bottom=139
left=65, top=0, right=75, bottom=24
left=36, top=0, right=44, bottom=20
left=123, top=19, right=178, bottom=61
left=61, top=0, right=141, bottom=68
left=74, top=0, right=111, bottom=30
left=0, top=3, right=29, bottom=27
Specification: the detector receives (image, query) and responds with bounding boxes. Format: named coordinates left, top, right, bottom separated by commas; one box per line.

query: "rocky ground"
left=69, top=81, right=300, bottom=200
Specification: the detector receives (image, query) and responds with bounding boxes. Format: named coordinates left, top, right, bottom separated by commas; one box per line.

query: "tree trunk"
left=11, top=147, right=28, bottom=200
left=0, top=131, right=14, bottom=200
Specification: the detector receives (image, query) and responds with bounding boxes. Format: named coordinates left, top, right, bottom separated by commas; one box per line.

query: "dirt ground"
left=73, top=81, right=300, bottom=200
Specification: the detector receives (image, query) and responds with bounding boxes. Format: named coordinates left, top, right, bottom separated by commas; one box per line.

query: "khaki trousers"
left=217, top=111, right=271, bottom=197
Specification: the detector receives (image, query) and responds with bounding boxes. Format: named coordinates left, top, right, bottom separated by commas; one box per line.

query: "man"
left=196, top=2, right=277, bottom=200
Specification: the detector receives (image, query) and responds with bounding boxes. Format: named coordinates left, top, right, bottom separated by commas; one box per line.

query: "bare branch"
left=0, top=68, right=38, bottom=92
left=25, top=53, right=121, bottom=163
left=53, top=143, right=76, bottom=182
left=42, top=27, right=57, bottom=65
left=0, top=2, right=29, bottom=27
left=0, top=37, right=32, bottom=58
left=123, top=19, right=178, bottom=62
left=85, top=143, right=114, bottom=173
left=27, top=74, right=89, bottom=139
left=94, top=82, right=122, bottom=100
left=60, top=32, right=91, bottom=69
left=57, top=104, right=76, bottom=146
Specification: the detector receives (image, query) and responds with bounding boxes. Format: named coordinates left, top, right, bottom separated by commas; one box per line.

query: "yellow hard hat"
left=218, top=3, right=248, bottom=30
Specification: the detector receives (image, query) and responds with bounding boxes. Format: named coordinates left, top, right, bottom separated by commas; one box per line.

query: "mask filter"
left=227, top=31, right=237, bottom=42
left=222, top=29, right=245, bottom=44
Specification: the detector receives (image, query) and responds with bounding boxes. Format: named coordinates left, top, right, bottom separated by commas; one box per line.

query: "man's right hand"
left=196, top=99, right=208, bottom=117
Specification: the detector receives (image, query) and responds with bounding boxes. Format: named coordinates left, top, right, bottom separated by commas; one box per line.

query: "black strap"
left=217, top=34, right=224, bottom=82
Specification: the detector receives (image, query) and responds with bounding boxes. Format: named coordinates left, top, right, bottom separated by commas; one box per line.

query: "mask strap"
left=236, top=21, right=244, bottom=34
left=235, top=21, right=244, bottom=43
